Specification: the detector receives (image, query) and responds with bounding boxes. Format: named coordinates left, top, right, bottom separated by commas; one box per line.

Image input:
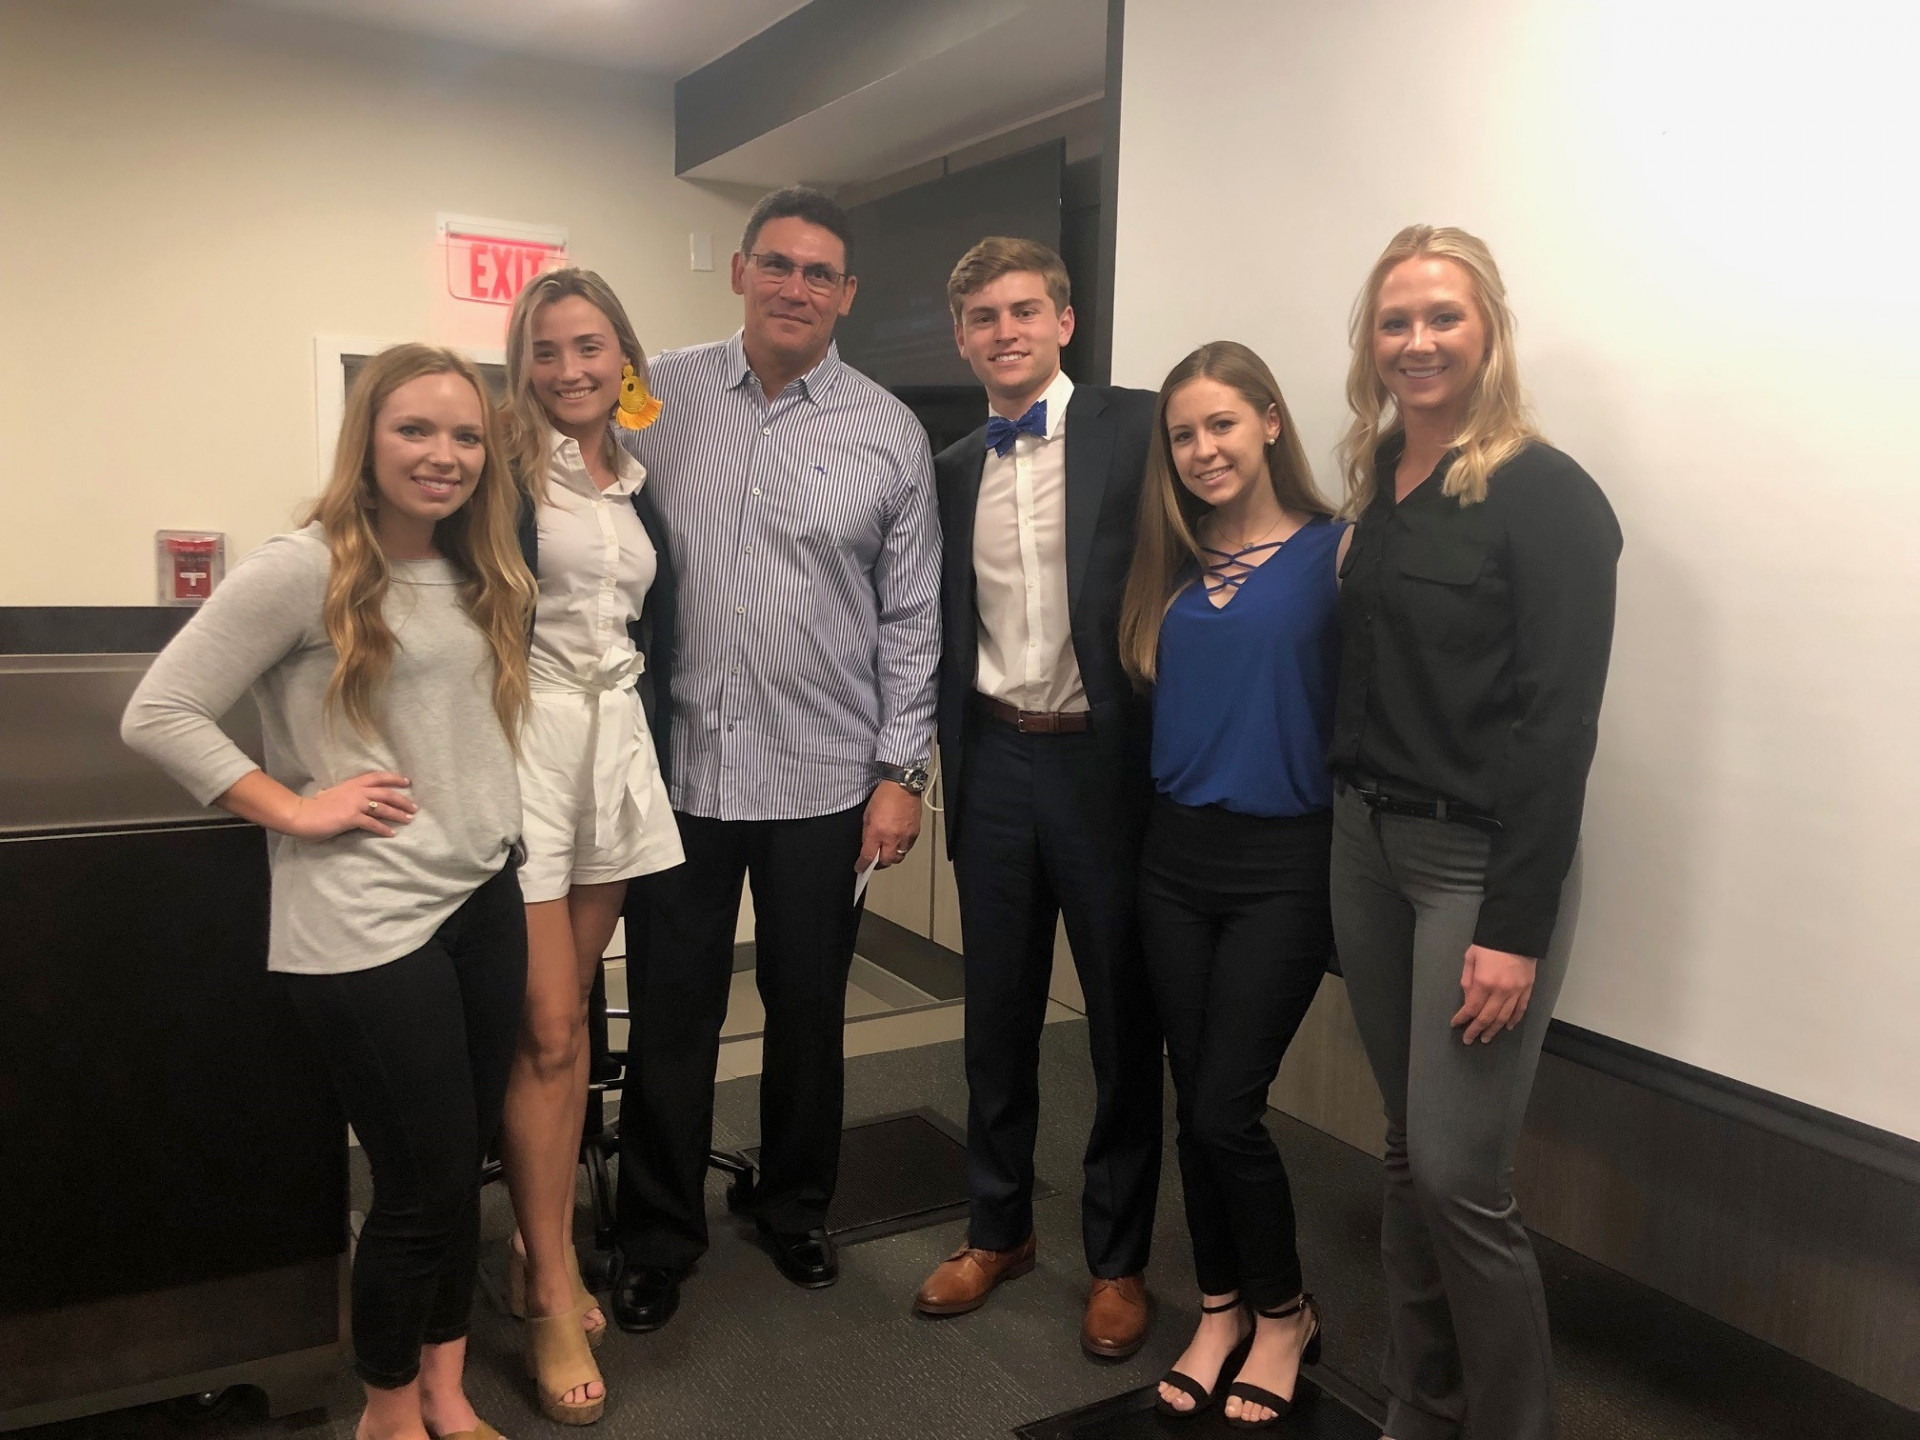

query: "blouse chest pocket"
left=1392, top=537, right=1503, bottom=653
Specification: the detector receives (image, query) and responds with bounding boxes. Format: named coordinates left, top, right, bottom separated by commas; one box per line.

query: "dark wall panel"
left=835, top=141, right=1063, bottom=390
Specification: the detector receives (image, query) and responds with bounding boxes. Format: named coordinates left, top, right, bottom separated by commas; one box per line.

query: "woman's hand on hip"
left=289, top=772, right=417, bottom=839
left=1452, top=945, right=1537, bottom=1044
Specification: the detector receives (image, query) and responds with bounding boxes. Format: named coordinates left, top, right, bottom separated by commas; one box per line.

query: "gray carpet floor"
left=20, top=1020, right=1919, bottom=1439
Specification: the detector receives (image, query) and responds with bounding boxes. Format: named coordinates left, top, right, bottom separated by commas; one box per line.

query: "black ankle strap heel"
left=1223, top=1293, right=1322, bottom=1430
left=1152, top=1296, right=1254, bottom=1421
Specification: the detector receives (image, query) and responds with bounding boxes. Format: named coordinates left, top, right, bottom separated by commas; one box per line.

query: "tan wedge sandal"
left=524, top=1300, right=606, bottom=1426
left=429, top=1422, right=508, bottom=1440
left=507, top=1239, right=606, bottom=1350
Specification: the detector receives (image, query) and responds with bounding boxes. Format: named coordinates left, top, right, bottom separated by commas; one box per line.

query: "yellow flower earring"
left=615, top=363, right=663, bottom=431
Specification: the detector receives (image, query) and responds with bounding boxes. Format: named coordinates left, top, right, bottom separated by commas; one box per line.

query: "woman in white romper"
left=495, top=268, right=682, bottom=1425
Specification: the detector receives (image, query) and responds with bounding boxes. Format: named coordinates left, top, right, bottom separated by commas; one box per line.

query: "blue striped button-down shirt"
left=617, top=332, right=941, bottom=822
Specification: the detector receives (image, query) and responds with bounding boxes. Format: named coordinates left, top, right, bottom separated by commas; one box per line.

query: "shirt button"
left=761, top=427, right=771, bottom=436
left=731, top=666, right=740, bottom=676
left=752, top=486, right=762, bottom=496
left=735, top=605, right=745, bottom=615
left=742, top=546, right=752, bottom=555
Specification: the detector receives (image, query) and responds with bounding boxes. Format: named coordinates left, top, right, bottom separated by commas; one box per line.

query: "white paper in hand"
left=853, top=856, right=878, bottom=905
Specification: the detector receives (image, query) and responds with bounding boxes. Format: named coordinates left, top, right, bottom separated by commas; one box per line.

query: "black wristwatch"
left=874, top=760, right=932, bottom=796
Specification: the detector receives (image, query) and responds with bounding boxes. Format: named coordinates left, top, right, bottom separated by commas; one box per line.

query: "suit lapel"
left=951, top=426, right=989, bottom=682
left=1063, top=387, right=1114, bottom=616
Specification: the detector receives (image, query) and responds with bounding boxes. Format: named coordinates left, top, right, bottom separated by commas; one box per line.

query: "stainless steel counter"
left=0, top=652, right=262, bottom=836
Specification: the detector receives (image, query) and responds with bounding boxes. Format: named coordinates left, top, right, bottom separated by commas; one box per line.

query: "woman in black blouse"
left=1328, top=226, right=1620, bottom=1440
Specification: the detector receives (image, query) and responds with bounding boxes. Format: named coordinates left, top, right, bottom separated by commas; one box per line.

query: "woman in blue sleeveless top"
left=1117, top=342, right=1348, bottom=1430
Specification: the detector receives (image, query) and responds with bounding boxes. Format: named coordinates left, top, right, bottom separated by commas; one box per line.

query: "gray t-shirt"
left=122, top=524, right=522, bottom=974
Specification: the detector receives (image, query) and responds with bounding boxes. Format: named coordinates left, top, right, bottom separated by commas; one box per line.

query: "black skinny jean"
left=279, top=863, right=527, bottom=1388
left=1138, top=796, right=1333, bottom=1310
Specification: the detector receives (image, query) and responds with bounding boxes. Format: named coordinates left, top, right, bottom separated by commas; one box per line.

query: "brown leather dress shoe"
left=913, top=1233, right=1037, bottom=1315
left=1082, top=1274, right=1150, bottom=1359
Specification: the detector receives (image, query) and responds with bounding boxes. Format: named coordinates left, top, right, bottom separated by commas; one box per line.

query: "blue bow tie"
left=986, top=400, right=1048, bottom=458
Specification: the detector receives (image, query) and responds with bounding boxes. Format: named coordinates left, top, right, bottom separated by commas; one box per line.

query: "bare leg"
left=500, top=896, right=604, bottom=1408
left=562, top=880, right=629, bottom=1319
left=1158, top=1290, right=1250, bottom=1413
left=357, top=1379, right=429, bottom=1440
left=415, top=1337, right=482, bottom=1438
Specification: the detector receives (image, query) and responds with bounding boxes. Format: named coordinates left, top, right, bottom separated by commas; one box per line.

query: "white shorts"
left=516, top=684, right=683, bottom=904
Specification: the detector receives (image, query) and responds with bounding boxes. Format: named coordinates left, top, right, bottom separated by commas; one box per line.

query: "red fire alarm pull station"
left=157, top=531, right=226, bottom=605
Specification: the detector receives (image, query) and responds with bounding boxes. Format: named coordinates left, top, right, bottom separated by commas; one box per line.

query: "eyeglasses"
left=746, top=251, right=850, bottom=294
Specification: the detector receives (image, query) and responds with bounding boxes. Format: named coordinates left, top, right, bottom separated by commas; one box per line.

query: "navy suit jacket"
left=933, top=383, right=1156, bottom=851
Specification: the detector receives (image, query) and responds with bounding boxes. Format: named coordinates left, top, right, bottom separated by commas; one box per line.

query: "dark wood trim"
left=1543, top=1020, right=1920, bottom=1186
left=0, top=606, right=192, bottom=655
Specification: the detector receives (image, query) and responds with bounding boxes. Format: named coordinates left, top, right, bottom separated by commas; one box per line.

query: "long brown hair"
left=1118, top=341, right=1333, bottom=686
left=501, top=267, right=651, bottom=505
left=1337, top=225, right=1539, bottom=513
left=306, top=343, right=534, bottom=742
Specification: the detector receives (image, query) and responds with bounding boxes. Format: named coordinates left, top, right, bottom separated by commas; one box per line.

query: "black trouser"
left=1138, top=797, right=1332, bottom=1310
left=616, top=803, right=867, bottom=1269
left=279, top=864, right=526, bottom=1389
left=952, top=717, right=1162, bottom=1275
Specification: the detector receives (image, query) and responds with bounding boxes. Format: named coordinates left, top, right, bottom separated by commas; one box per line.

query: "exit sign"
left=438, top=214, right=568, bottom=306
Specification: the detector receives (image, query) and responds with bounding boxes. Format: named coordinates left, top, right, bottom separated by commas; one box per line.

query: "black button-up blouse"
left=1330, top=435, right=1622, bottom=957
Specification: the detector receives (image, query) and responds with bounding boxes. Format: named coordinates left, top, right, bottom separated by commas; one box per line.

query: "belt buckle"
left=1015, top=711, right=1047, bottom=735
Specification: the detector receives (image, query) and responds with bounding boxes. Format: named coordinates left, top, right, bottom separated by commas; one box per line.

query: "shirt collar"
left=986, top=368, right=1075, bottom=441
left=723, top=329, right=844, bottom=403
left=1374, top=431, right=1457, bottom=509
left=548, top=425, right=644, bottom=499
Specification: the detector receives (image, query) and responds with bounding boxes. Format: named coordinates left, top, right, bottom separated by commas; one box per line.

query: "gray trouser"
left=1329, top=786, right=1578, bottom=1440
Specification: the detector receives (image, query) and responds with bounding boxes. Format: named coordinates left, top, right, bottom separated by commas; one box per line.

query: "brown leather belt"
left=976, top=693, right=1091, bottom=735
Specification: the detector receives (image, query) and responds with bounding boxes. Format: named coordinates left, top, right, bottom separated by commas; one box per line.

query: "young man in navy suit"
left=912, top=238, right=1164, bottom=1359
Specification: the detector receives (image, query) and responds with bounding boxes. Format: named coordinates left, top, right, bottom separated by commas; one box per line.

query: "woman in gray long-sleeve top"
left=122, top=344, right=536, bottom=1440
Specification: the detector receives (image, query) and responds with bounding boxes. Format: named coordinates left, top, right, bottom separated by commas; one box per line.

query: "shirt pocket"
left=788, top=463, right=883, bottom=559
left=1394, top=539, right=1500, bottom=653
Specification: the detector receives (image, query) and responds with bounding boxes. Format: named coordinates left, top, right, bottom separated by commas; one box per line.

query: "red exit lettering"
left=449, top=235, right=565, bottom=306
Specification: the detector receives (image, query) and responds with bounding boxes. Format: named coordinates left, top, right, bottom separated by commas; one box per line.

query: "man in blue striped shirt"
left=611, top=187, right=940, bottom=1322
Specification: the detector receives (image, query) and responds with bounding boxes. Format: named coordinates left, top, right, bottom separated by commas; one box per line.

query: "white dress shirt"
left=973, top=368, right=1088, bottom=714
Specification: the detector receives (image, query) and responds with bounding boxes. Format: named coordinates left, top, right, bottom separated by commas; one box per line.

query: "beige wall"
left=0, top=0, right=758, bottom=605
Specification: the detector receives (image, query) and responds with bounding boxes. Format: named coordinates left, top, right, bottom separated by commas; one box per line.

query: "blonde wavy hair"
left=1119, top=341, right=1333, bottom=686
left=306, top=343, right=534, bottom=743
left=502, top=267, right=651, bottom=505
left=1337, top=225, right=1539, bottom=513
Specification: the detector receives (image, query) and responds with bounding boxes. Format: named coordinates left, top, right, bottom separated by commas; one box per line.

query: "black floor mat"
left=743, top=1107, right=1055, bottom=1245
left=1017, top=1374, right=1377, bottom=1439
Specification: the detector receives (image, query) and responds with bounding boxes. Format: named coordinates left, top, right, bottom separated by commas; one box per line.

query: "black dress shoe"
left=756, top=1222, right=838, bottom=1289
left=610, top=1257, right=681, bottom=1333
